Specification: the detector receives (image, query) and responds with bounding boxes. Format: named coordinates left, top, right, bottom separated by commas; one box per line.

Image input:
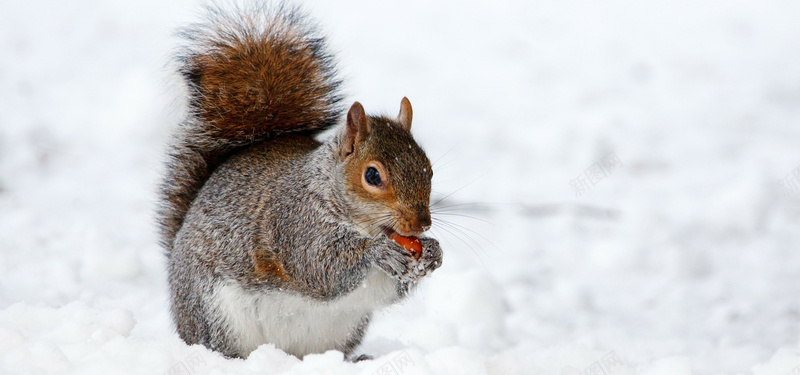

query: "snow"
left=2, top=0, right=800, bottom=374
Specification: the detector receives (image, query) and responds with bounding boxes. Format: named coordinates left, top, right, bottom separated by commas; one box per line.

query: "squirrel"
left=158, top=2, right=442, bottom=360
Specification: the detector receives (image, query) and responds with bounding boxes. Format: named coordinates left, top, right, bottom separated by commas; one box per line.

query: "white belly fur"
left=211, top=268, right=397, bottom=357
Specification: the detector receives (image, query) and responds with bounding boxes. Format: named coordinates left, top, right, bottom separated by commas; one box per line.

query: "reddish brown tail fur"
left=158, top=2, right=343, bottom=251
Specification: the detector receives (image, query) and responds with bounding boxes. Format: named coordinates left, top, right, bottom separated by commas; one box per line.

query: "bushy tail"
left=158, top=1, right=343, bottom=251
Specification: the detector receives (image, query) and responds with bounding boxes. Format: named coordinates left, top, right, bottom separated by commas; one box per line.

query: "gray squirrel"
left=158, top=2, right=443, bottom=359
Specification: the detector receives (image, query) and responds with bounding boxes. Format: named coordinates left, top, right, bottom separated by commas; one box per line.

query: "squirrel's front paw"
left=374, top=236, right=442, bottom=282
left=419, top=237, right=443, bottom=273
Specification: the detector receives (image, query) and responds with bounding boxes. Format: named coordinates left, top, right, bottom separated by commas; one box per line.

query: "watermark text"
left=165, top=351, right=206, bottom=375
left=778, top=164, right=800, bottom=197
left=373, top=351, right=416, bottom=375
left=570, top=152, right=623, bottom=197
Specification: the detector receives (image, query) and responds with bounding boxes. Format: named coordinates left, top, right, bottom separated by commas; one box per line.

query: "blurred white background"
left=2, top=0, right=800, bottom=374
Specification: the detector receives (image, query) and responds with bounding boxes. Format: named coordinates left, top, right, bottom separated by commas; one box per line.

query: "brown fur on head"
left=339, top=98, right=433, bottom=238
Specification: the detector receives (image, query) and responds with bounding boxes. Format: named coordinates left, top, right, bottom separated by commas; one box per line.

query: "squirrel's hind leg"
left=340, top=314, right=372, bottom=361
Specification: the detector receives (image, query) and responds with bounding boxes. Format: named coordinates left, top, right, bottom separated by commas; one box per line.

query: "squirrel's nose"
left=397, top=214, right=431, bottom=236
left=420, top=212, right=431, bottom=231
left=411, top=212, right=431, bottom=234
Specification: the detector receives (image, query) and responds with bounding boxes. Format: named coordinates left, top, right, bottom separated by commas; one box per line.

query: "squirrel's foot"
left=347, top=353, right=373, bottom=362
left=375, top=236, right=442, bottom=282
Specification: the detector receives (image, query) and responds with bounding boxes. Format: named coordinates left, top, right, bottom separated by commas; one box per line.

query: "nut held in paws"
left=389, top=233, right=423, bottom=260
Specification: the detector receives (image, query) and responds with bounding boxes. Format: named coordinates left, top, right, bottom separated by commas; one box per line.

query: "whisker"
left=432, top=223, right=489, bottom=272
left=433, top=216, right=503, bottom=255
left=433, top=219, right=491, bottom=258
left=430, top=172, right=488, bottom=207
left=430, top=201, right=502, bottom=211
left=431, top=145, right=457, bottom=168
left=430, top=212, right=494, bottom=225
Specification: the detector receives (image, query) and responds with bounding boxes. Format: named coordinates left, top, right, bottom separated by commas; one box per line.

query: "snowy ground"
left=2, top=0, right=800, bottom=374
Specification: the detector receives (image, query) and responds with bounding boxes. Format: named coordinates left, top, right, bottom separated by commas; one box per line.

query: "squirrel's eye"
left=364, top=166, right=382, bottom=186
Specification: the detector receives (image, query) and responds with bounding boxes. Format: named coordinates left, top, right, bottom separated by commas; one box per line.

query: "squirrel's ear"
left=342, top=101, right=368, bottom=158
left=397, top=97, right=413, bottom=132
